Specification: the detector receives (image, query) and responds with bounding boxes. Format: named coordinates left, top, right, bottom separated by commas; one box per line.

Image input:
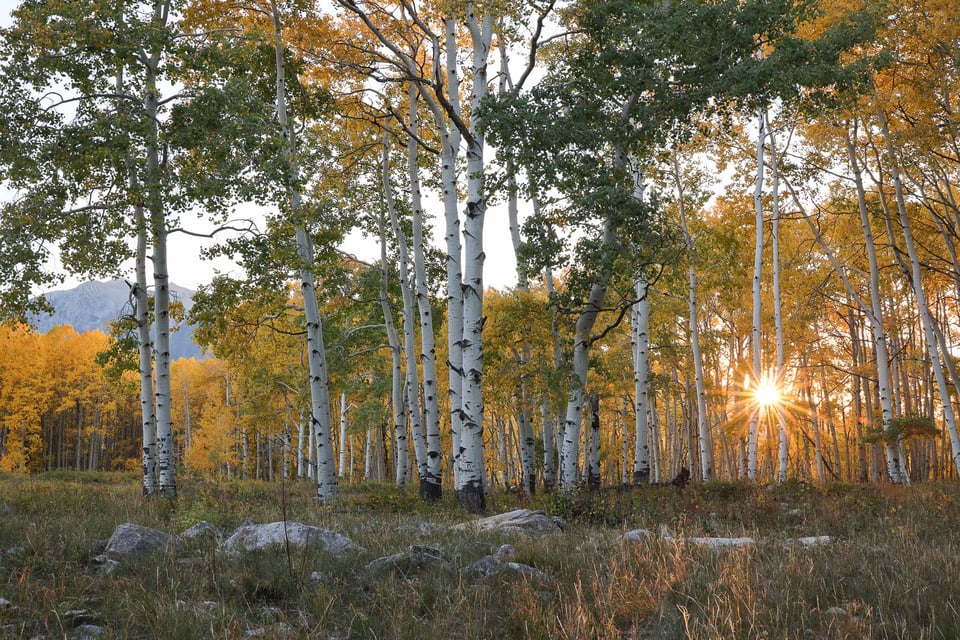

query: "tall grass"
left=1, top=473, right=959, bottom=638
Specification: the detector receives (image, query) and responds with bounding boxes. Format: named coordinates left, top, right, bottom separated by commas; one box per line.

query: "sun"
left=754, top=376, right=782, bottom=408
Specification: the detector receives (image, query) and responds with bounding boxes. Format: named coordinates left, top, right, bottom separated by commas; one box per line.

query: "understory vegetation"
left=1, top=473, right=959, bottom=639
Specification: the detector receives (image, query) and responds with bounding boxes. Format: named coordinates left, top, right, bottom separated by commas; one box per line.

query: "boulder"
left=365, top=545, right=452, bottom=577
left=455, top=509, right=563, bottom=535
left=180, top=521, right=223, bottom=545
left=463, top=555, right=502, bottom=579
left=100, top=523, right=181, bottom=560
left=495, top=544, right=518, bottom=562
left=683, top=536, right=755, bottom=550
left=463, top=555, right=553, bottom=585
left=622, top=529, right=652, bottom=542
left=221, top=521, right=363, bottom=554
left=790, top=536, right=832, bottom=546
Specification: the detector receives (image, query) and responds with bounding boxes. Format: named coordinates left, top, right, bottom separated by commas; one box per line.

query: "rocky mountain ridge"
left=30, top=279, right=204, bottom=360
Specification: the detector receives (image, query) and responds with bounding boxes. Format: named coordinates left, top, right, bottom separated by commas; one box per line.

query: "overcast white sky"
left=0, top=0, right=520, bottom=294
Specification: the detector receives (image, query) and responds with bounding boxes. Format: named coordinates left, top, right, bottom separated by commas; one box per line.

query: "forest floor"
left=1, top=473, right=959, bottom=639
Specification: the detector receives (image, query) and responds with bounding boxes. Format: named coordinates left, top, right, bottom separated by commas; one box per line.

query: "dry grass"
left=1, top=474, right=959, bottom=639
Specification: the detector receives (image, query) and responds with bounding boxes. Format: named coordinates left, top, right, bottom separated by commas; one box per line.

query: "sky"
left=0, top=0, right=521, bottom=294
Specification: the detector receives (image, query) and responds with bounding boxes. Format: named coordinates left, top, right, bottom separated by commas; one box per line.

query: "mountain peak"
left=30, top=279, right=203, bottom=360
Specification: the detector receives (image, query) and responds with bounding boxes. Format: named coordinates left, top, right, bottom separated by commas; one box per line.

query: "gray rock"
left=501, top=562, right=554, bottom=584
left=62, top=610, right=101, bottom=626
left=462, top=554, right=552, bottom=585
left=180, top=521, right=223, bottom=544
left=366, top=545, right=452, bottom=577
left=69, top=624, right=105, bottom=640
left=102, top=523, right=181, bottom=559
left=0, top=597, right=12, bottom=610
left=683, top=536, right=754, bottom=550
left=221, top=521, right=363, bottom=554
left=495, top=544, right=518, bottom=562
left=790, top=536, right=832, bottom=547
left=622, top=529, right=652, bottom=542
left=455, top=509, right=563, bottom=534
left=463, top=555, right=502, bottom=579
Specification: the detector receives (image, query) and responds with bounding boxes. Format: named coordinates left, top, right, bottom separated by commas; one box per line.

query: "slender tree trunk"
left=845, top=122, right=902, bottom=483
left=339, top=392, right=348, bottom=480
left=131, top=201, right=156, bottom=496
left=673, top=151, right=712, bottom=481
left=878, top=112, right=960, bottom=475
left=456, top=6, right=493, bottom=513
left=375, top=199, right=407, bottom=488
left=748, top=106, right=765, bottom=481
left=297, top=420, right=305, bottom=479
left=142, top=2, right=175, bottom=498
left=270, top=0, right=336, bottom=501
left=364, top=427, right=374, bottom=482
left=768, top=120, right=788, bottom=482
left=632, top=277, right=651, bottom=483
left=543, top=264, right=563, bottom=490
left=405, top=86, right=443, bottom=500
left=559, top=219, right=616, bottom=490
left=382, top=132, right=428, bottom=487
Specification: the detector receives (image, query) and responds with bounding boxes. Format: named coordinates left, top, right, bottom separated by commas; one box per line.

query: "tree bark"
left=271, top=0, right=337, bottom=502
left=747, top=106, right=765, bottom=482
left=406, top=85, right=443, bottom=500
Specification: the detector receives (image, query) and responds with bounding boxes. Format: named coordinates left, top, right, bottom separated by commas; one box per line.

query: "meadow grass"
left=1, top=473, right=959, bottom=638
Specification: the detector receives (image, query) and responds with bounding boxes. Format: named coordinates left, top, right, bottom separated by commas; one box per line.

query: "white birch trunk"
left=271, top=0, right=337, bottom=501
left=382, top=131, right=428, bottom=486
left=334, top=0, right=457, bottom=492
left=540, top=400, right=556, bottom=489
left=543, top=263, right=563, bottom=490
left=376, top=176, right=408, bottom=488
left=456, top=6, right=493, bottom=512
left=339, top=392, right=348, bottom=479
left=122, top=51, right=155, bottom=494
left=406, top=85, right=443, bottom=500
left=806, top=381, right=824, bottom=481
left=747, top=107, right=765, bottom=482
left=844, top=124, right=902, bottom=483
left=632, top=278, right=651, bottom=483
left=307, top=420, right=315, bottom=479
left=132, top=194, right=156, bottom=497
left=364, top=427, right=373, bottom=482
left=140, top=2, right=175, bottom=498
left=297, top=420, right=305, bottom=478
left=559, top=220, right=616, bottom=490
left=768, top=120, right=788, bottom=483
left=438, top=17, right=465, bottom=492
left=673, top=151, right=712, bottom=482
left=878, top=112, right=960, bottom=475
